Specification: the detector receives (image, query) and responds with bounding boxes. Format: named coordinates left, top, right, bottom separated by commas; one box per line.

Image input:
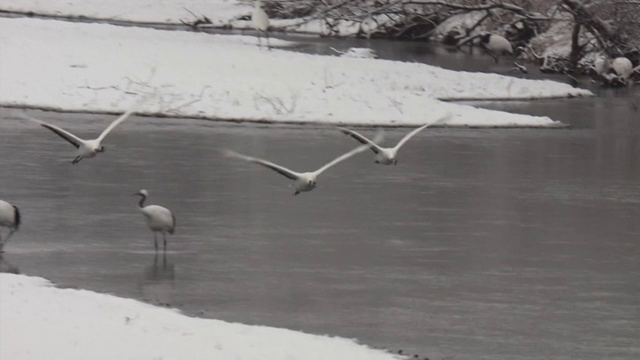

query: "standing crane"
left=0, top=200, right=21, bottom=253
left=133, top=190, right=176, bottom=252
left=480, top=33, right=513, bottom=63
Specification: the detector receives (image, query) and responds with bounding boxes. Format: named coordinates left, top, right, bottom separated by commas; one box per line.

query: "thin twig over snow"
left=253, top=92, right=299, bottom=115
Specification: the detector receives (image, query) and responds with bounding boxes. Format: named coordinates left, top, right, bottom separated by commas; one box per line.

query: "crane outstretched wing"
left=314, top=144, right=369, bottom=176
left=97, top=94, right=154, bottom=142
left=22, top=115, right=83, bottom=148
left=338, top=127, right=383, bottom=154
left=394, top=112, right=452, bottom=151
left=224, top=150, right=300, bottom=180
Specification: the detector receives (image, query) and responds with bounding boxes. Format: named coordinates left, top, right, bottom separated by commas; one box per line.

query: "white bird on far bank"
left=338, top=112, right=451, bottom=165
left=480, top=33, right=513, bottom=63
left=22, top=95, right=153, bottom=164
left=133, top=190, right=176, bottom=252
left=594, top=56, right=638, bottom=85
left=224, top=144, right=369, bottom=195
left=592, top=56, right=610, bottom=76
left=610, top=57, right=633, bottom=79
left=0, top=200, right=21, bottom=253
left=252, top=0, right=270, bottom=49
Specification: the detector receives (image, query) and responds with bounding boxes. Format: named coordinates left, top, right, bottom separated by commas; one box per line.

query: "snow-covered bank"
left=0, top=0, right=394, bottom=36
left=0, top=273, right=399, bottom=360
left=0, top=18, right=591, bottom=127
left=0, top=0, right=252, bottom=26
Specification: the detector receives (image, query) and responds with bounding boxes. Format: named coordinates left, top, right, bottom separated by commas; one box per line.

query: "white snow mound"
left=0, top=18, right=592, bottom=127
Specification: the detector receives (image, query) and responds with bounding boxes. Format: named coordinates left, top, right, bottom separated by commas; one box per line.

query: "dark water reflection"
left=139, top=252, right=176, bottom=306
left=0, top=254, right=20, bottom=274
left=1, top=102, right=639, bottom=359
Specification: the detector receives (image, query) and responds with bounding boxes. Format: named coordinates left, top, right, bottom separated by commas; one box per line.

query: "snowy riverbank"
left=1, top=17, right=591, bottom=127
left=0, top=0, right=252, bottom=26
left=0, top=273, right=400, bottom=360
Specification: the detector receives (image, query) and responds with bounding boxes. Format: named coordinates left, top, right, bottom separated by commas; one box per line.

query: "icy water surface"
left=1, top=90, right=639, bottom=359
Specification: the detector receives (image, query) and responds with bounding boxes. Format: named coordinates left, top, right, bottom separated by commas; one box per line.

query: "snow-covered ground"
left=0, top=0, right=253, bottom=26
left=0, top=0, right=367, bottom=35
left=0, top=273, right=399, bottom=360
left=1, top=18, right=591, bottom=127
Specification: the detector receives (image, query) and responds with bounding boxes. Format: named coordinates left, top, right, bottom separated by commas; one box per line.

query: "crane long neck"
left=138, top=195, right=147, bottom=208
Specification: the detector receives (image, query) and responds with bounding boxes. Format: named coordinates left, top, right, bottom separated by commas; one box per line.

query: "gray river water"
left=1, top=35, right=639, bottom=360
